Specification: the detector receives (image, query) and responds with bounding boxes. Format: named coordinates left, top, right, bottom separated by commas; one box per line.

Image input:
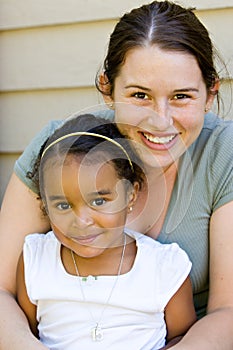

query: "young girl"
left=16, top=114, right=196, bottom=350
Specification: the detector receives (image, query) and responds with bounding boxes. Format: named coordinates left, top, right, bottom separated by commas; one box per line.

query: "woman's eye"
left=173, top=93, right=190, bottom=100
left=91, top=198, right=106, bottom=207
left=133, top=92, right=149, bottom=100
left=56, top=202, right=71, bottom=210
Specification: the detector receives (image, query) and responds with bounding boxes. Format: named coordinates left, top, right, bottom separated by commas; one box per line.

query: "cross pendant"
left=92, top=324, right=104, bottom=341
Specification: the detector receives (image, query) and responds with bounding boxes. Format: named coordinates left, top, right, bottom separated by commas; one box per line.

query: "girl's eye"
left=56, top=202, right=71, bottom=211
left=133, top=92, right=149, bottom=100
left=91, top=198, right=106, bottom=207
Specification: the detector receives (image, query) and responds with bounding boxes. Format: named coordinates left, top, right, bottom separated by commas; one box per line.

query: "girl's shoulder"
left=125, top=228, right=191, bottom=266
left=25, top=230, right=55, bottom=242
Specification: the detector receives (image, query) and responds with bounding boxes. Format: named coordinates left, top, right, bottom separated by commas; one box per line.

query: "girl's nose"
left=72, top=208, right=94, bottom=229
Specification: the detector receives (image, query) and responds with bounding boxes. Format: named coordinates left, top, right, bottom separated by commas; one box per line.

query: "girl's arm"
left=169, top=201, right=233, bottom=350
left=160, top=276, right=197, bottom=349
left=16, top=253, right=39, bottom=338
left=0, top=173, right=50, bottom=349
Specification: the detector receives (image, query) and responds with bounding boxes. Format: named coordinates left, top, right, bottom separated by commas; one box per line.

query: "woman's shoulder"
left=203, top=113, right=233, bottom=156
left=202, top=112, right=233, bottom=140
left=191, top=112, right=233, bottom=160
left=14, top=109, right=115, bottom=193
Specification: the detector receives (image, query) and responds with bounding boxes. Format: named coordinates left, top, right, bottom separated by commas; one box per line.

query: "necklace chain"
left=70, top=233, right=127, bottom=341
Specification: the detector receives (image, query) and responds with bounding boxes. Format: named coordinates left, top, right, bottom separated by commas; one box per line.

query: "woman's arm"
left=0, top=290, right=47, bottom=349
left=0, top=173, right=50, bottom=349
left=170, top=201, right=233, bottom=350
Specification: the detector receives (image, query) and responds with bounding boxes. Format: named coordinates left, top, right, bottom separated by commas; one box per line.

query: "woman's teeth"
left=143, top=133, right=176, bottom=144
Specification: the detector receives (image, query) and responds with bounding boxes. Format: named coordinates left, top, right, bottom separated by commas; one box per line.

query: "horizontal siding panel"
left=1, top=0, right=232, bottom=30
left=218, top=80, right=233, bottom=120
left=197, top=9, right=233, bottom=79
left=0, top=21, right=114, bottom=91
left=0, top=87, right=103, bottom=152
left=0, top=80, right=232, bottom=153
left=179, top=0, right=233, bottom=11
left=0, top=0, right=145, bottom=30
left=0, top=80, right=232, bottom=205
left=1, top=1, right=233, bottom=206
left=1, top=8, right=232, bottom=92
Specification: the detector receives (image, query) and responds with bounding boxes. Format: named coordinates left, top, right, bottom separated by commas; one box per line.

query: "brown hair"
left=96, top=1, right=219, bottom=99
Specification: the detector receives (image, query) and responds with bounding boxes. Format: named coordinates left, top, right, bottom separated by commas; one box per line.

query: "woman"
left=0, top=1, right=233, bottom=349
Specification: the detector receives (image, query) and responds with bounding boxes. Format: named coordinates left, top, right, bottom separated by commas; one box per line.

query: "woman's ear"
left=98, top=71, right=114, bottom=108
left=205, top=78, right=220, bottom=112
left=127, top=182, right=139, bottom=213
left=41, top=199, right=49, bottom=217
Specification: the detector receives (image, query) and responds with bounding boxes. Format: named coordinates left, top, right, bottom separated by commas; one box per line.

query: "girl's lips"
left=140, top=131, right=179, bottom=150
left=71, top=234, right=101, bottom=245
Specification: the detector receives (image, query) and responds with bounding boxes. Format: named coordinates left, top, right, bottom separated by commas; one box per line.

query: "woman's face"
left=108, top=46, right=215, bottom=170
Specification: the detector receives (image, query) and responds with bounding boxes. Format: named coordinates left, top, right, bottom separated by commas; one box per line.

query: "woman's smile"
left=140, top=131, right=179, bottom=150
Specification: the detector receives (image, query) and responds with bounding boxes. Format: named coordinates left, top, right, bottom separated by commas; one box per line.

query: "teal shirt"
left=14, top=111, right=233, bottom=318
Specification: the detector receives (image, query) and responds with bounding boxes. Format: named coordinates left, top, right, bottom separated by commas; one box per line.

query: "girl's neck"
left=61, top=235, right=137, bottom=277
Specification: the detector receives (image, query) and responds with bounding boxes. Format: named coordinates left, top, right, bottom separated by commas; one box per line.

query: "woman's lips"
left=143, top=132, right=176, bottom=144
left=140, top=131, right=179, bottom=150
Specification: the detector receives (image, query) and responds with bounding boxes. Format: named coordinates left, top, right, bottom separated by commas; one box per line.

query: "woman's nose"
left=148, top=104, right=173, bottom=130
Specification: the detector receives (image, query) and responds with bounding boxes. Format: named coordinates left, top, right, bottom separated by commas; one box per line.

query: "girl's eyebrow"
left=47, top=195, right=66, bottom=201
left=47, top=190, right=113, bottom=201
left=87, top=189, right=113, bottom=197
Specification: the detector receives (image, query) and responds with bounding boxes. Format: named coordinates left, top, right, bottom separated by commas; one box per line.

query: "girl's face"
left=43, top=156, right=137, bottom=258
left=106, top=46, right=216, bottom=170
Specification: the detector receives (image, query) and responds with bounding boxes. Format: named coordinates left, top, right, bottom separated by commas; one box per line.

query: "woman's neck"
left=127, top=161, right=178, bottom=238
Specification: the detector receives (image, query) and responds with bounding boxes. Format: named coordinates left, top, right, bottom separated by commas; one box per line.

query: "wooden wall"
left=1, top=0, right=233, bottom=204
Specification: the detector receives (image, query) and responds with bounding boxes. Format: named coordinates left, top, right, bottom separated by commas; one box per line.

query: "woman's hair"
left=28, top=114, right=144, bottom=203
left=96, top=0, right=219, bottom=99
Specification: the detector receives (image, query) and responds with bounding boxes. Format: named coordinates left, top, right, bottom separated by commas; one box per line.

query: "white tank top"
left=23, top=229, right=191, bottom=350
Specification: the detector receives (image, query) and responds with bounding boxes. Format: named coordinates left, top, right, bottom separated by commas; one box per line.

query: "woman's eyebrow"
left=173, top=87, right=199, bottom=92
left=125, top=84, right=151, bottom=91
left=125, top=85, right=199, bottom=93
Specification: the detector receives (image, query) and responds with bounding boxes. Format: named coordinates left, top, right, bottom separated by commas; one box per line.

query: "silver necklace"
left=70, top=233, right=126, bottom=342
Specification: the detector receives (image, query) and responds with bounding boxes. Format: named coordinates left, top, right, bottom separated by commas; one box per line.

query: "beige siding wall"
left=1, top=0, right=233, bottom=204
